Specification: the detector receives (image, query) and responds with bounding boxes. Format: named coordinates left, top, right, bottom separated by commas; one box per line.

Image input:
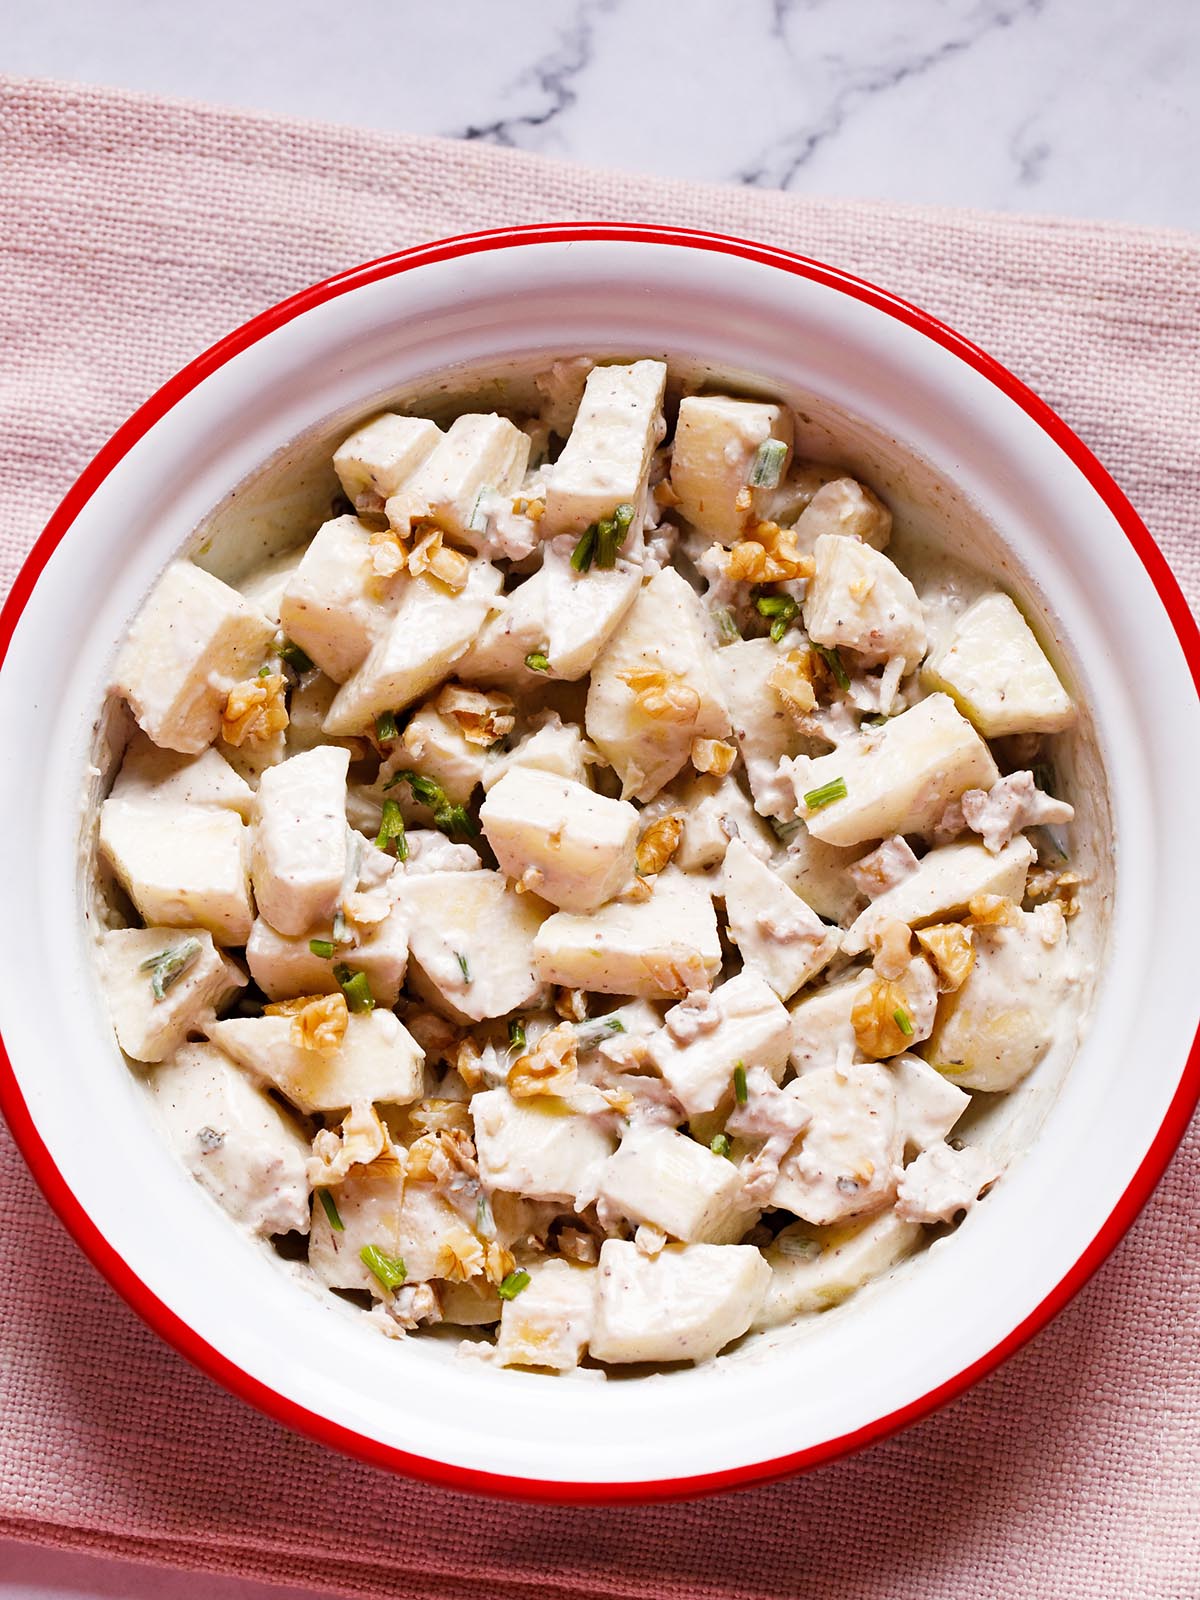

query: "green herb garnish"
left=756, top=593, right=799, bottom=643
left=360, top=1244, right=407, bottom=1291
left=525, top=650, right=551, bottom=674
left=375, top=797, right=408, bottom=859
left=383, top=769, right=479, bottom=838
left=375, top=710, right=399, bottom=742
left=803, top=776, right=848, bottom=810
left=497, top=1269, right=531, bottom=1301
left=256, top=664, right=272, bottom=679
left=317, top=1189, right=344, bottom=1232
left=575, top=1015, right=627, bottom=1050
left=467, top=486, right=491, bottom=533
left=594, top=515, right=619, bottom=569
left=814, top=643, right=850, bottom=691
left=456, top=951, right=472, bottom=983
left=508, top=1019, right=527, bottom=1051
left=139, top=937, right=202, bottom=1002
left=712, top=606, right=741, bottom=644
left=893, top=1007, right=914, bottom=1038
left=733, top=1063, right=748, bottom=1105
left=570, top=525, right=597, bottom=572
left=747, top=438, right=788, bottom=489
left=334, top=964, right=375, bottom=1013
left=710, top=1133, right=733, bottom=1159
left=309, top=937, right=335, bottom=959
left=275, top=637, right=314, bottom=673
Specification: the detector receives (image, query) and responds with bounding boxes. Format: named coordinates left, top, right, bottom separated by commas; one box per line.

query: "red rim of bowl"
left=1, top=222, right=1197, bottom=1506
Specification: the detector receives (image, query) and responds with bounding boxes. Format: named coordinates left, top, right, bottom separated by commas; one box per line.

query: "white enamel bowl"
left=1, top=225, right=1197, bottom=1503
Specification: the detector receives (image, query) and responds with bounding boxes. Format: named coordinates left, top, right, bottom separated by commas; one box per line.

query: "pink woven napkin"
left=2, top=75, right=1198, bottom=1600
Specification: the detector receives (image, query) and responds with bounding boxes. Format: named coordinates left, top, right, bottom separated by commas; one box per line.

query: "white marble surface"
left=7, top=0, right=1200, bottom=230
left=1, top=8, right=1197, bottom=1598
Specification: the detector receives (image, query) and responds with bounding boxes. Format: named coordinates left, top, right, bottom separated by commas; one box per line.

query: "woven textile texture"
left=1, top=75, right=1198, bottom=1600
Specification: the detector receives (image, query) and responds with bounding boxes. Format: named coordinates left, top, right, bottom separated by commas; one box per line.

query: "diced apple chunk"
left=714, top=638, right=805, bottom=817
left=207, top=1010, right=423, bottom=1114
left=99, top=927, right=245, bottom=1063
left=650, top=969, right=791, bottom=1117
left=308, top=1161, right=462, bottom=1293
left=457, top=543, right=639, bottom=686
left=791, top=477, right=892, bottom=554
left=112, top=562, right=275, bottom=754
left=323, top=563, right=503, bottom=734
left=669, top=395, right=793, bottom=544
left=921, top=593, right=1074, bottom=737
left=770, top=1062, right=901, bottom=1224
left=397, top=869, right=548, bottom=1022
left=842, top=837, right=1034, bottom=956
left=99, top=797, right=253, bottom=946
left=109, top=731, right=255, bottom=819
left=541, top=360, right=667, bottom=538
left=387, top=414, right=530, bottom=547
left=788, top=970, right=876, bottom=1072
left=471, top=1087, right=616, bottom=1205
left=672, top=772, right=776, bottom=872
left=597, top=1127, right=754, bottom=1243
left=590, top=1241, right=769, bottom=1364
left=279, top=516, right=404, bottom=683
left=236, top=546, right=306, bottom=626
left=245, top=901, right=409, bottom=1007
left=803, top=535, right=926, bottom=670
left=481, top=713, right=594, bottom=792
left=391, top=688, right=494, bottom=804
left=533, top=868, right=720, bottom=999
left=480, top=769, right=637, bottom=912
left=755, top=1211, right=920, bottom=1326
left=789, top=693, right=999, bottom=847
left=150, top=1043, right=310, bottom=1236
left=586, top=567, right=730, bottom=801
left=333, top=413, right=442, bottom=508
left=250, top=746, right=349, bottom=938
left=925, top=903, right=1071, bottom=1091
left=891, top=1053, right=969, bottom=1151
left=495, top=1259, right=598, bottom=1371
left=772, top=825, right=865, bottom=925
left=722, top=838, right=840, bottom=1000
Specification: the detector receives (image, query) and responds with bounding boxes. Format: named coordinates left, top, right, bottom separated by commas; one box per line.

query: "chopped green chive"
left=383, top=770, right=478, bottom=837
left=770, top=617, right=790, bottom=643
left=508, top=1019, right=527, bottom=1051
left=334, top=965, right=375, bottom=1013
left=467, top=488, right=490, bottom=533
left=570, top=525, right=597, bottom=572
left=317, top=1189, right=344, bottom=1232
left=309, top=937, right=335, bottom=960
left=375, top=797, right=408, bottom=859
left=710, top=1133, right=733, bottom=1159
left=497, top=1268, right=531, bottom=1301
left=804, top=776, right=848, bottom=810
left=275, top=637, right=314, bottom=673
left=139, top=937, right=202, bottom=1002
left=256, top=663, right=272, bottom=679
left=893, top=1007, right=914, bottom=1038
left=375, top=710, right=399, bottom=742
left=755, top=594, right=799, bottom=619
left=360, top=1244, right=407, bottom=1291
left=332, top=909, right=350, bottom=945
left=712, top=606, right=741, bottom=644
left=747, top=437, right=788, bottom=489
left=456, top=951, right=472, bottom=983
left=733, top=1063, right=748, bottom=1105
left=575, top=1015, right=626, bottom=1050
left=594, top=515, right=619, bottom=569
left=814, top=643, right=850, bottom=691
left=476, top=1193, right=496, bottom=1239
left=525, top=650, right=551, bottom=674
left=769, top=814, right=801, bottom=844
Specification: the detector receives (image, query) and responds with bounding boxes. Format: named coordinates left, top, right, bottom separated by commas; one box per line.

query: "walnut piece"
left=636, top=813, right=684, bottom=876
left=507, top=1022, right=579, bottom=1098
left=307, top=1102, right=392, bottom=1187
left=691, top=737, right=737, bottom=776
left=851, top=976, right=918, bottom=1060
left=768, top=650, right=818, bottom=716
left=483, top=1241, right=516, bottom=1286
left=554, top=986, right=590, bottom=1023
left=619, top=667, right=701, bottom=724
left=967, top=894, right=1022, bottom=928
left=409, top=524, right=470, bottom=590
left=368, top=526, right=408, bottom=579
left=436, top=1227, right=485, bottom=1282
left=867, top=917, right=914, bottom=982
left=407, top=1099, right=474, bottom=1137
left=914, top=923, right=976, bottom=991
left=221, top=672, right=289, bottom=746
left=724, top=521, right=815, bottom=584
left=264, top=991, right=348, bottom=1053
left=438, top=682, right=516, bottom=747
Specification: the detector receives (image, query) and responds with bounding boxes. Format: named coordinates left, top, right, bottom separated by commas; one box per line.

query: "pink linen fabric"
left=1, top=75, right=1198, bottom=1600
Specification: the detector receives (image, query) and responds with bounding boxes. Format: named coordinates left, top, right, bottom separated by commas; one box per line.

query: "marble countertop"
left=7, top=0, right=1200, bottom=231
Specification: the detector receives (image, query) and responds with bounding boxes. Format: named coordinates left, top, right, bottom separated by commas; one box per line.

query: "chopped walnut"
left=386, top=1282, right=442, bottom=1331
left=914, top=923, right=976, bottom=991
left=554, top=987, right=589, bottom=1023
left=556, top=1226, right=599, bottom=1265
left=641, top=950, right=713, bottom=997
left=483, top=1241, right=516, bottom=1286
left=408, top=523, right=470, bottom=590
left=967, top=894, right=1022, bottom=928
left=306, top=1102, right=391, bottom=1187
left=725, top=521, right=815, bottom=584
left=407, top=1126, right=477, bottom=1182
left=455, top=1035, right=487, bottom=1091
left=527, top=498, right=546, bottom=522
left=436, top=1227, right=485, bottom=1282
left=1025, top=867, right=1082, bottom=919
left=407, top=1099, right=474, bottom=1137
left=620, top=874, right=655, bottom=903
left=221, top=672, right=289, bottom=746
left=264, top=991, right=348, bottom=1053
left=867, top=917, right=914, bottom=982
left=636, top=813, right=684, bottom=876
left=635, top=1224, right=667, bottom=1257
left=619, top=667, right=701, bottom=725
left=438, top=683, right=516, bottom=747
left=691, top=736, right=737, bottom=776
left=768, top=650, right=818, bottom=716
left=342, top=889, right=391, bottom=927
left=368, top=526, right=408, bottom=579
left=507, top=1022, right=579, bottom=1098
left=851, top=976, right=918, bottom=1060
left=404, top=1008, right=462, bottom=1065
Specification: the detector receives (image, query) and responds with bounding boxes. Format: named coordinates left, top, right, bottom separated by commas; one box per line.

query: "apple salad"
left=93, top=358, right=1083, bottom=1371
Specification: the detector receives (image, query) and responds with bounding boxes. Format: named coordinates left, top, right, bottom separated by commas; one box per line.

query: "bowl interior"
left=1, top=234, right=1196, bottom=1496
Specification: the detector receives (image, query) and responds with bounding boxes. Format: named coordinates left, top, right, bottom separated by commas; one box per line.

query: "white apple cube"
left=755, top=1211, right=920, bottom=1326
left=244, top=901, right=410, bottom=1008
left=471, top=1087, right=616, bottom=1205
left=672, top=772, right=776, bottom=872
left=110, top=730, right=255, bottom=819
left=98, top=797, right=253, bottom=946
left=891, top=1053, right=969, bottom=1150
left=649, top=969, right=791, bottom=1117
left=792, top=477, right=892, bottom=553
left=590, top=1240, right=770, bottom=1364
left=669, top=394, right=793, bottom=544
left=112, top=562, right=275, bottom=754
left=495, top=1258, right=598, bottom=1371
left=333, top=413, right=442, bottom=507
left=397, top=869, right=548, bottom=1022
left=207, top=1009, right=423, bottom=1114
left=721, top=837, right=841, bottom=1000
left=391, top=690, right=493, bottom=805
left=772, top=824, right=865, bottom=925
left=541, top=360, right=667, bottom=538
left=480, top=768, right=638, bottom=912
left=788, top=969, right=876, bottom=1072
left=481, top=713, right=594, bottom=793
left=596, top=1126, right=754, bottom=1243
left=250, top=746, right=350, bottom=937
left=99, top=927, right=245, bottom=1064
left=279, top=515, right=404, bottom=683
left=921, top=592, right=1075, bottom=737
left=790, top=693, right=999, bottom=847
left=803, top=534, right=926, bottom=670
left=770, top=1062, right=901, bottom=1225
left=714, top=638, right=805, bottom=817
left=387, top=413, right=530, bottom=546
left=842, top=836, right=1034, bottom=956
